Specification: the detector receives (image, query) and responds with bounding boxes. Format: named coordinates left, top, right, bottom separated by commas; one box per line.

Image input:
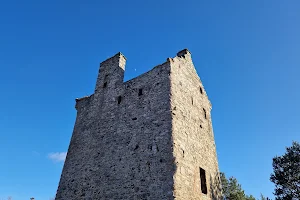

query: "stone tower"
left=56, top=49, right=222, bottom=200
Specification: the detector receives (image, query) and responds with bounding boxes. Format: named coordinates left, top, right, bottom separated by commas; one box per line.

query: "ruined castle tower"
left=56, top=49, right=222, bottom=200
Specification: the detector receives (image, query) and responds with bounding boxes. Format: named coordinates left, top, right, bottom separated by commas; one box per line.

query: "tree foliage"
left=270, top=141, right=300, bottom=200
left=260, top=194, right=267, bottom=200
left=220, top=172, right=256, bottom=200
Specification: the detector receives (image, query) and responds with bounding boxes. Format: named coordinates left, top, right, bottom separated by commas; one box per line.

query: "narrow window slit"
left=138, top=89, right=143, bottom=96
left=203, top=108, right=207, bottom=119
left=200, top=86, right=203, bottom=94
left=117, top=96, right=122, bottom=104
left=132, top=117, right=137, bottom=120
left=103, top=74, right=109, bottom=88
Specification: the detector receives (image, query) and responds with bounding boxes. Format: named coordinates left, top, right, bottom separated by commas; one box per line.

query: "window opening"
left=117, top=96, right=122, bottom=104
left=138, top=89, right=143, bottom=96
left=203, top=108, right=207, bottom=119
left=200, top=168, right=207, bottom=194
left=103, top=82, right=107, bottom=88
left=200, top=87, right=203, bottom=94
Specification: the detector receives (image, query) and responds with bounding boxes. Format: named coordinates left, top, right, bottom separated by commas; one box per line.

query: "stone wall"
left=56, top=54, right=175, bottom=199
left=170, top=50, right=222, bottom=200
left=55, top=50, right=222, bottom=200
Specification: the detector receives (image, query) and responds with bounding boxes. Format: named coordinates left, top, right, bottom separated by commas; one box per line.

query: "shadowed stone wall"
left=55, top=50, right=222, bottom=200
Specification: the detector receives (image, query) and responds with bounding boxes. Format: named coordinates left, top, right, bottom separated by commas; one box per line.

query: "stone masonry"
left=55, top=49, right=222, bottom=200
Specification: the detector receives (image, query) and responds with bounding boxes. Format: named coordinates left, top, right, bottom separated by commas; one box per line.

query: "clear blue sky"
left=0, top=0, right=299, bottom=199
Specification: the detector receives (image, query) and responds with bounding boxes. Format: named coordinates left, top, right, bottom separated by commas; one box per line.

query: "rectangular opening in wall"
left=200, top=167, right=207, bottom=194
left=103, top=82, right=107, bottom=88
left=200, top=86, right=203, bottom=94
left=138, top=88, right=143, bottom=96
left=117, top=96, right=122, bottom=104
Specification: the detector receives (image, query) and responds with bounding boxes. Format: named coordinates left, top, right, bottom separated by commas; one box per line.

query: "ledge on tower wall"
left=75, top=95, right=93, bottom=110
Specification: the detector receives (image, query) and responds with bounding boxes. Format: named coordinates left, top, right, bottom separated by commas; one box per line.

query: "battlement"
left=176, top=48, right=191, bottom=57
left=76, top=49, right=200, bottom=110
left=122, top=48, right=192, bottom=83
left=76, top=48, right=210, bottom=111
left=100, top=52, right=127, bottom=68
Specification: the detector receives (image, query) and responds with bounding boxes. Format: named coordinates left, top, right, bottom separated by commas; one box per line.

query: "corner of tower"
left=95, top=52, right=127, bottom=93
left=100, top=52, right=127, bottom=70
left=170, top=48, right=213, bottom=109
left=176, top=49, right=191, bottom=59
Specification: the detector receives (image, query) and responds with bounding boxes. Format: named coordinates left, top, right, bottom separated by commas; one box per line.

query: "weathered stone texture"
left=55, top=49, right=222, bottom=200
left=170, top=50, right=222, bottom=200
